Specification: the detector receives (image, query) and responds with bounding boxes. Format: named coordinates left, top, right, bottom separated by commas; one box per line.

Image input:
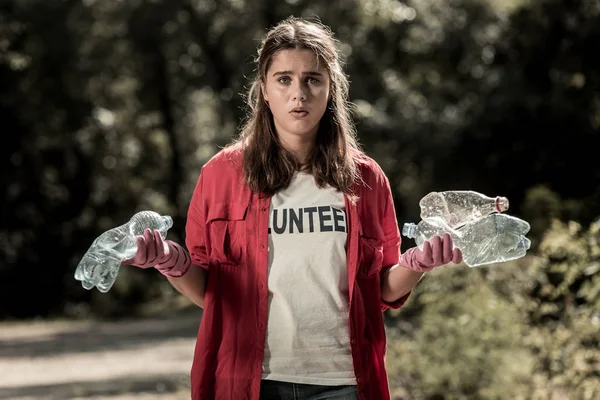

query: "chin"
left=288, top=128, right=319, bottom=137
left=289, top=121, right=320, bottom=135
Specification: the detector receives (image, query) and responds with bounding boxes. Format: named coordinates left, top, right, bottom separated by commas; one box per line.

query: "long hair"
left=232, top=17, right=363, bottom=197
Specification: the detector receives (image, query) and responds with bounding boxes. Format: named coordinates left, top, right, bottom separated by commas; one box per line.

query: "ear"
left=260, top=79, right=269, bottom=102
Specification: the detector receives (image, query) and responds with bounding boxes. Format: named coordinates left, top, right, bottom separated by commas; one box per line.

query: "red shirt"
left=185, top=146, right=409, bottom=400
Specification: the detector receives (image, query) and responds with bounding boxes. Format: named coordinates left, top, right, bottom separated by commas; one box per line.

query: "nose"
left=292, top=82, right=307, bottom=101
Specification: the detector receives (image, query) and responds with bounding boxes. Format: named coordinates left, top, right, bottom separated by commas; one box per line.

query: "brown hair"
left=232, top=16, right=363, bottom=197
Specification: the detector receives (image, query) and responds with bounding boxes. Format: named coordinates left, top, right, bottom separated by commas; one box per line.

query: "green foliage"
left=384, top=215, right=600, bottom=399
left=520, top=185, right=562, bottom=247
left=521, top=218, right=600, bottom=400
left=385, top=264, right=533, bottom=400
left=2, top=0, right=599, bottom=318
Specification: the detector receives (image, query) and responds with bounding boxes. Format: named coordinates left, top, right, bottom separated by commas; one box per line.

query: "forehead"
left=268, top=48, right=326, bottom=73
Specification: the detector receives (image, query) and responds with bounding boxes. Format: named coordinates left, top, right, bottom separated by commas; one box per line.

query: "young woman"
left=123, top=17, right=462, bottom=400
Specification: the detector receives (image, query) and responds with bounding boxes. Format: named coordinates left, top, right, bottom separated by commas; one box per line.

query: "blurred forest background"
left=1, top=0, right=599, bottom=399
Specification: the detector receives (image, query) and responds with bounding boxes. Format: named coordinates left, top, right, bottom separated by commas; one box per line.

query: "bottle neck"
left=402, top=222, right=418, bottom=238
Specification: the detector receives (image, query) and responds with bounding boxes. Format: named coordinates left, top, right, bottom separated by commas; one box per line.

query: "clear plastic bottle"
left=419, top=191, right=509, bottom=229
left=457, top=213, right=531, bottom=267
left=402, top=213, right=531, bottom=267
left=74, top=211, right=173, bottom=293
left=402, top=216, right=462, bottom=250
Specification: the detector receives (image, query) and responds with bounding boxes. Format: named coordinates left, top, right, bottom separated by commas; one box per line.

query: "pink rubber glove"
left=122, top=228, right=191, bottom=278
left=398, top=232, right=463, bottom=272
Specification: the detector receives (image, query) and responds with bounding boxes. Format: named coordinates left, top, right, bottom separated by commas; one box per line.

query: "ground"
left=0, top=310, right=202, bottom=400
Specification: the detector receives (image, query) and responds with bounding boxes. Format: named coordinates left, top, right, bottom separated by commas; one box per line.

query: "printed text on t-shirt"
left=268, top=206, right=347, bottom=234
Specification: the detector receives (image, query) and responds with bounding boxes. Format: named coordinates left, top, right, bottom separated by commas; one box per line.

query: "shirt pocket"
left=358, top=236, right=384, bottom=277
left=207, top=202, right=249, bottom=266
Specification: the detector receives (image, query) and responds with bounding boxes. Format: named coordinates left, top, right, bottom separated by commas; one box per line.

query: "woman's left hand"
left=399, top=232, right=463, bottom=272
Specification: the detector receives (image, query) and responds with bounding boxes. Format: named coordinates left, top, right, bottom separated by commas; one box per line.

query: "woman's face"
left=262, top=48, right=330, bottom=150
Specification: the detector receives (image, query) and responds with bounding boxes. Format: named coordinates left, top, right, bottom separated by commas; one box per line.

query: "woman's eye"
left=278, top=77, right=290, bottom=84
left=307, top=77, right=319, bottom=84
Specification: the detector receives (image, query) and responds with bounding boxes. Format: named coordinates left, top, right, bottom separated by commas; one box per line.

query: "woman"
left=124, top=17, right=462, bottom=400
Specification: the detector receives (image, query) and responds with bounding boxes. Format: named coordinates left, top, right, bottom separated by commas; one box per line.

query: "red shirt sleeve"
left=380, top=173, right=401, bottom=268
left=378, top=167, right=411, bottom=311
left=185, top=168, right=209, bottom=270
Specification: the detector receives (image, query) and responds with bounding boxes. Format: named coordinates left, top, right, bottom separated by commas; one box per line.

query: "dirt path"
left=0, top=311, right=202, bottom=399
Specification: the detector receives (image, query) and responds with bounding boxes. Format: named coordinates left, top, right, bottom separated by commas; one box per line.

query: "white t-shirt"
left=261, top=172, right=356, bottom=385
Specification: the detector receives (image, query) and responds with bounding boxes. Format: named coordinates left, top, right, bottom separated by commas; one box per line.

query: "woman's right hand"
left=122, top=228, right=191, bottom=277
left=122, top=228, right=170, bottom=269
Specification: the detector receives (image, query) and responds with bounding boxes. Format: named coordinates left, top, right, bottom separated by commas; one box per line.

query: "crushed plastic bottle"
left=402, top=216, right=462, bottom=250
left=419, top=191, right=509, bottom=229
left=402, top=213, right=531, bottom=267
left=74, top=211, right=173, bottom=293
left=457, top=214, right=531, bottom=267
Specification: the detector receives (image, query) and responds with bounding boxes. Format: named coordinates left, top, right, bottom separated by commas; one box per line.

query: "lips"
left=290, top=107, right=308, bottom=118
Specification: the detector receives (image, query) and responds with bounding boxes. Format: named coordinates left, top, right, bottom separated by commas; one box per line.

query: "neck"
left=279, top=136, right=315, bottom=164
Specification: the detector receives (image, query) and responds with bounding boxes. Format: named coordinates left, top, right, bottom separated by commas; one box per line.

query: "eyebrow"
left=272, top=70, right=324, bottom=77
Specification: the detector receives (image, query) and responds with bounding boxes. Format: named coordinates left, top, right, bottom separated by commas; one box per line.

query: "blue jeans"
left=259, top=380, right=359, bottom=400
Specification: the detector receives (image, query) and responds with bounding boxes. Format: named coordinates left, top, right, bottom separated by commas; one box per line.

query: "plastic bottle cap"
left=495, top=197, right=509, bottom=212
